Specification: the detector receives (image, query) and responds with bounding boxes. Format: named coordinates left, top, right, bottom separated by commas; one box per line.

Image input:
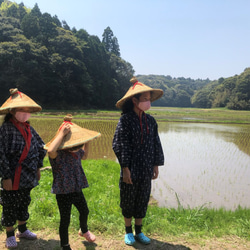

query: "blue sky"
left=14, top=0, right=250, bottom=80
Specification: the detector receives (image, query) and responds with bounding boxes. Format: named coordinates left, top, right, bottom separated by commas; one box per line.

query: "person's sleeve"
left=112, top=116, right=132, bottom=168
left=153, top=120, right=165, bottom=166
left=0, top=126, right=12, bottom=179
left=32, top=128, right=47, bottom=168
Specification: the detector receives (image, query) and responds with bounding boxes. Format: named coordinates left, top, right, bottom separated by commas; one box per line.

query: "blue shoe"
left=124, top=233, right=135, bottom=245
left=135, top=232, right=151, bottom=244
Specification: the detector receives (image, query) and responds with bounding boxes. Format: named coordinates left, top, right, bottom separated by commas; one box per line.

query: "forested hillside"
left=0, top=1, right=249, bottom=110
left=137, top=75, right=211, bottom=107
left=0, top=1, right=134, bottom=109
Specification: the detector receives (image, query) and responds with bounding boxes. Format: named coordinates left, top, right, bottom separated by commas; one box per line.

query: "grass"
left=1, top=158, right=249, bottom=241
left=30, top=107, right=250, bottom=124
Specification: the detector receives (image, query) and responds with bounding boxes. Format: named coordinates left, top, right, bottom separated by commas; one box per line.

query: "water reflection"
left=152, top=122, right=250, bottom=210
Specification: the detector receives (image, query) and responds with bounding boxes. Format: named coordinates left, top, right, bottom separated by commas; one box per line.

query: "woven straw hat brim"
left=0, top=92, right=42, bottom=114
left=44, top=122, right=101, bottom=150
left=116, top=83, right=163, bottom=109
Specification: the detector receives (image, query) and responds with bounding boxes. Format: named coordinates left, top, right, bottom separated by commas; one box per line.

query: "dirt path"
left=1, top=230, right=250, bottom=249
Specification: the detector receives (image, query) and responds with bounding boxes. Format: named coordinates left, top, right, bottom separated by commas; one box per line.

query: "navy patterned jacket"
left=0, top=121, right=46, bottom=189
left=112, top=111, right=164, bottom=180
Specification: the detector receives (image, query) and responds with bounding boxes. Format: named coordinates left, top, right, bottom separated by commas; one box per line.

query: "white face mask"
left=15, top=112, right=31, bottom=122
left=138, top=100, right=151, bottom=111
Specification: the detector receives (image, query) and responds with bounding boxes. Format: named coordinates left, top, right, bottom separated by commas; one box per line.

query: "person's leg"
left=16, top=189, right=37, bottom=239
left=73, top=192, right=89, bottom=233
left=120, top=178, right=137, bottom=245
left=73, top=192, right=96, bottom=242
left=56, top=194, right=72, bottom=248
left=134, top=218, right=142, bottom=234
left=1, top=190, right=18, bottom=248
left=134, top=178, right=151, bottom=244
left=124, top=217, right=133, bottom=232
left=124, top=217, right=135, bottom=245
left=73, top=192, right=95, bottom=243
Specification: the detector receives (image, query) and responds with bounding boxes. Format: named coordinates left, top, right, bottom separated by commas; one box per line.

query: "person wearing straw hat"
left=45, top=115, right=101, bottom=250
left=0, top=88, right=46, bottom=249
left=112, top=77, right=164, bottom=246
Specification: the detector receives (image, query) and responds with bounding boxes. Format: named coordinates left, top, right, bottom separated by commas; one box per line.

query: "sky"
left=13, top=0, right=250, bottom=80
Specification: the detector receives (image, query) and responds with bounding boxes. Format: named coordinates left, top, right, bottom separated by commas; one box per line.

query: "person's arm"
left=47, top=123, right=71, bottom=159
left=31, top=127, right=47, bottom=169
left=2, top=179, right=12, bottom=190
left=153, top=119, right=164, bottom=167
left=0, top=125, right=13, bottom=190
left=152, top=166, right=159, bottom=180
left=122, top=167, right=133, bottom=184
left=81, top=142, right=89, bottom=160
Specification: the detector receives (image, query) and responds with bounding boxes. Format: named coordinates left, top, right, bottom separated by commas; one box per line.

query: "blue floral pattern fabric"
left=112, top=111, right=164, bottom=181
left=49, top=149, right=88, bottom=194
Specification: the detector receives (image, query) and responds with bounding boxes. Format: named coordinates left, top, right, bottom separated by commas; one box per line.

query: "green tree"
left=6, top=3, right=18, bottom=18
left=0, top=16, right=22, bottom=42
left=191, top=88, right=212, bottom=108
left=21, top=4, right=41, bottom=39
left=102, top=26, right=120, bottom=56
left=38, top=12, right=57, bottom=46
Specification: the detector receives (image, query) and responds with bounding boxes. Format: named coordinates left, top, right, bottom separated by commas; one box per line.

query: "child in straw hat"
left=45, top=115, right=101, bottom=250
left=112, top=77, right=165, bottom=246
left=0, top=88, right=46, bottom=249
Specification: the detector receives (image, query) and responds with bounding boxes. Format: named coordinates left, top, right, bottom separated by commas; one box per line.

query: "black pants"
left=56, top=191, right=89, bottom=247
left=119, top=178, right=151, bottom=219
left=1, top=189, right=31, bottom=227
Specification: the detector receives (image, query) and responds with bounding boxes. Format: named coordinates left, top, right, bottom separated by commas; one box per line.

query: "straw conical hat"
left=0, top=88, right=42, bottom=114
left=44, top=114, right=101, bottom=150
left=116, top=77, right=164, bottom=109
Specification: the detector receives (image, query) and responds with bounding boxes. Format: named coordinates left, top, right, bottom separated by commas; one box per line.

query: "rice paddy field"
left=30, top=118, right=118, bottom=161
left=0, top=108, right=250, bottom=249
left=28, top=111, right=250, bottom=211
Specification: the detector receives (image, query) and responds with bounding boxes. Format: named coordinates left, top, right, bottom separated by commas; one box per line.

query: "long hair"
left=3, top=113, right=13, bottom=124
left=121, top=93, right=141, bottom=115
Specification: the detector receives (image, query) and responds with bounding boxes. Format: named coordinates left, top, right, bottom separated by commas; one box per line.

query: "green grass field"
left=34, top=107, right=250, bottom=123
left=1, top=158, right=249, bottom=241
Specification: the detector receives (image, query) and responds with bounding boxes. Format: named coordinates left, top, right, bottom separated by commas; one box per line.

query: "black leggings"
left=56, top=192, right=89, bottom=247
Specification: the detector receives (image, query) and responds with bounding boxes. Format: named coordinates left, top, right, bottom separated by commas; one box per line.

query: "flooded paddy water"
left=153, top=122, right=250, bottom=210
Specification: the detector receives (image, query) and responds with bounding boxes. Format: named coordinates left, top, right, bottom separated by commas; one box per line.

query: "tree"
left=191, top=88, right=212, bottom=108
left=62, top=20, right=70, bottom=30
left=111, top=36, right=120, bottom=56
left=38, top=12, right=58, bottom=46
left=6, top=3, right=18, bottom=18
left=52, top=15, right=61, bottom=27
left=0, top=16, right=22, bottom=42
left=102, top=26, right=120, bottom=56
left=21, top=4, right=41, bottom=39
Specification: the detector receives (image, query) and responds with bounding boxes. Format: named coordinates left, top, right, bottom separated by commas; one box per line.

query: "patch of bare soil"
left=1, top=230, right=250, bottom=250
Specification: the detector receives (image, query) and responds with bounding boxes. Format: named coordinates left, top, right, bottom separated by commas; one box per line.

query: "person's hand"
left=152, top=166, right=159, bottom=180
left=122, top=167, right=133, bottom=184
left=37, top=168, right=41, bottom=181
left=3, top=179, right=12, bottom=190
left=61, top=123, right=71, bottom=136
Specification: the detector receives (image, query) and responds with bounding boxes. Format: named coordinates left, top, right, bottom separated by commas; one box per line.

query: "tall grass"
left=1, top=158, right=249, bottom=240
